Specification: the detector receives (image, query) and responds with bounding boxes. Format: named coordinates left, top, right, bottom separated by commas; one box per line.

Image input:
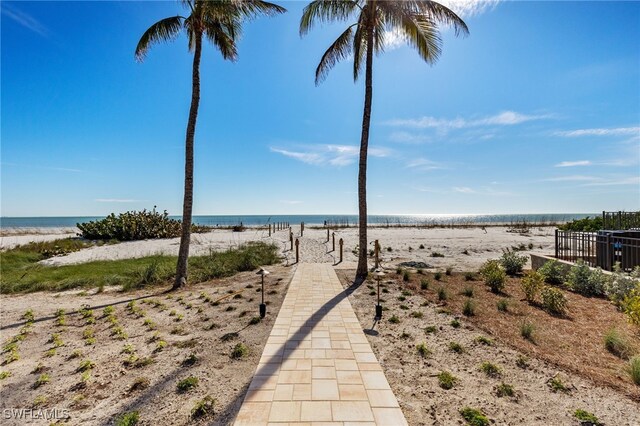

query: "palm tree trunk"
left=356, top=21, right=375, bottom=280
left=174, top=30, right=202, bottom=290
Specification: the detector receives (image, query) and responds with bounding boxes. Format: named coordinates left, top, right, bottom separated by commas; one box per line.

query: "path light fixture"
left=374, top=268, right=385, bottom=320
left=256, top=268, right=270, bottom=318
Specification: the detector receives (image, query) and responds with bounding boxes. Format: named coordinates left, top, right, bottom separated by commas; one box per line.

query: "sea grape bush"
left=479, top=260, right=506, bottom=293
left=541, top=286, right=567, bottom=315
left=521, top=271, right=544, bottom=303
left=500, top=250, right=527, bottom=276
left=566, top=260, right=605, bottom=297
left=538, top=259, right=564, bottom=285
left=77, top=208, right=210, bottom=241
left=558, top=216, right=603, bottom=232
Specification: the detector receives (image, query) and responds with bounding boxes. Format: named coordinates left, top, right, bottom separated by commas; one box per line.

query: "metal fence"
left=602, top=211, right=640, bottom=231
left=555, top=230, right=640, bottom=271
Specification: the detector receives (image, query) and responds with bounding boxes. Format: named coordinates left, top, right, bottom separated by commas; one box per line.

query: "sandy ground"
left=338, top=270, right=640, bottom=426
left=1, top=226, right=555, bottom=272
left=0, top=266, right=294, bottom=425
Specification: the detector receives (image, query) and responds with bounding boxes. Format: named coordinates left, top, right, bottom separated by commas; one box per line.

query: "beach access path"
left=234, top=263, right=407, bottom=425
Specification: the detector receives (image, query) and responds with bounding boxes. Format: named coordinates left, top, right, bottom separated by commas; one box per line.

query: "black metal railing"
left=602, top=211, right=640, bottom=231
left=555, top=230, right=640, bottom=272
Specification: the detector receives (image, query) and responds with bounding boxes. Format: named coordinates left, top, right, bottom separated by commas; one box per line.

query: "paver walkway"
left=234, top=263, right=408, bottom=426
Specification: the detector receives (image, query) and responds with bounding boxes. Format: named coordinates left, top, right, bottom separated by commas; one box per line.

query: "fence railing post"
left=290, top=231, right=293, bottom=251
left=374, top=239, right=380, bottom=269
left=326, top=228, right=329, bottom=242
left=268, top=224, right=271, bottom=236
left=606, top=234, right=611, bottom=271
left=555, top=229, right=559, bottom=259
left=339, top=238, right=343, bottom=263
left=301, top=222, right=304, bottom=237
left=332, top=233, right=335, bottom=252
left=295, top=238, right=299, bottom=264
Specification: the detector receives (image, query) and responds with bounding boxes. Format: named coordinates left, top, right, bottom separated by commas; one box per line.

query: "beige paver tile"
left=268, top=401, right=301, bottom=422
left=273, top=384, right=294, bottom=400
left=335, top=359, right=358, bottom=371
left=278, top=370, right=312, bottom=384
left=331, top=401, right=374, bottom=422
left=312, top=359, right=335, bottom=367
left=312, top=366, right=337, bottom=379
left=338, top=384, right=368, bottom=400
left=336, top=370, right=362, bottom=385
left=366, top=389, right=400, bottom=407
left=360, top=371, right=390, bottom=390
left=354, top=352, right=378, bottom=363
left=372, top=407, right=408, bottom=425
left=300, top=401, right=333, bottom=422
left=292, top=383, right=312, bottom=400
left=244, top=389, right=275, bottom=402
left=235, top=402, right=272, bottom=424
left=312, top=379, right=340, bottom=400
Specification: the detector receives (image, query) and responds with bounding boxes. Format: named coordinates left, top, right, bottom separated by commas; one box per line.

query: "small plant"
left=23, top=309, right=35, bottom=322
left=177, top=376, right=199, bottom=392
left=400, top=304, right=409, bottom=310
left=464, top=272, right=475, bottom=281
left=55, top=308, right=65, bottom=317
left=175, top=313, right=184, bottom=321
left=445, top=266, right=453, bottom=276
left=438, top=287, right=448, bottom=301
left=449, top=342, right=464, bottom=353
left=495, top=383, right=515, bottom=397
left=115, top=411, right=140, bottom=426
left=410, top=311, right=423, bottom=319
left=628, top=356, right=640, bottom=385
left=33, top=395, right=48, bottom=408
left=416, top=342, right=430, bottom=358
left=567, top=260, right=605, bottom=297
left=450, top=319, right=461, bottom=328
left=231, top=343, right=248, bottom=359
left=462, top=287, right=474, bottom=297
left=35, top=373, right=50, bottom=387
left=462, top=299, right=475, bottom=317
left=538, top=259, right=564, bottom=285
left=50, top=333, right=64, bottom=348
left=479, top=260, right=506, bottom=293
left=480, top=361, right=501, bottom=378
left=155, top=340, right=167, bottom=352
left=403, top=270, right=410, bottom=282
left=460, top=407, right=489, bottom=426
left=548, top=375, right=569, bottom=393
left=496, top=299, right=509, bottom=312
left=81, top=370, right=91, bottom=383
left=521, top=270, right=544, bottom=303
left=424, top=325, right=437, bottom=334
left=434, top=272, right=443, bottom=281
left=122, top=344, right=135, bottom=354
left=400, top=331, right=412, bottom=339
left=541, top=286, right=568, bottom=315
left=249, top=316, right=261, bottom=325
left=604, top=328, right=632, bottom=359
left=0, top=370, right=11, bottom=380
left=182, top=353, right=198, bottom=366
left=387, top=246, right=392, bottom=252
left=397, top=295, right=406, bottom=302
left=169, top=310, right=177, bottom=317
left=419, top=244, right=425, bottom=249
left=574, top=409, right=602, bottom=426
left=143, top=319, right=157, bottom=330
left=78, top=359, right=95, bottom=372
left=500, top=250, right=527, bottom=276
left=129, top=377, right=150, bottom=392
left=389, top=315, right=400, bottom=324
left=112, top=326, right=128, bottom=340
left=520, top=320, right=535, bottom=342
left=438, top=371, right=457, bottom=389
left=431, top=252, right=444, bottom=258
left=191, top=395, right=216, bottom=419
left=420, top=279, right=429, bottom=290
left=516, top=355, right=530, bottom=369
left=69, top=349, right=83, bottom=359
left=45, top=348, right=56, bottom=358
left=475, top=336, right=493, bottom=346
left=103, top=306, right=115, bottom=316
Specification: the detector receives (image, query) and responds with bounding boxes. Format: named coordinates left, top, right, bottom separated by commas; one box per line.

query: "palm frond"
left=203, top=18, right=239, bottom=61
left=300, top=0, right=359, bottom=36
left=315, top=25, right=355, bottom=85
left=400, top=15, right=442, bottom=64
left=135, top=16, right=184, bottom=61
left=352, top=12, right=366, bottom=81
left=412, top=0, right=469, bottom=37
left=232, top=0, right=287, bottom=19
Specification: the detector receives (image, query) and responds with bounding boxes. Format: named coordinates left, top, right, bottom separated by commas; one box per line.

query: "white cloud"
left=270, top=144, right=390, bottom=167
left=541, top=175, right=602, bottom=182
left=384, top=110, right=552, bottom=131
left=582, top=176, right=640, bottom=187
left=406, top=157, right=445, bottom=171
left=453, top=186, right=475, bottom=194
left=95, top=199, right=144, bottom=203
left=1, top=3, right=50, bottom=37
left=554, top=160, right=592, bottom=167
left=389, top=131, right=431, bottom=144
left=554, top=127, right=640, bottom=137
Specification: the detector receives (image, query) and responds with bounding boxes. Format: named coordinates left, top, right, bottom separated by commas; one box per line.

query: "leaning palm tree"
left=136, top=0, right=286, bottom=290
left=301, top=0, right=468, bottom=280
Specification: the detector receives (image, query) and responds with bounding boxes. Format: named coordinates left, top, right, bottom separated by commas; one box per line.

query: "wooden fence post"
left=374, top=239, right=380, bottom=268
left=301, top=222, right=304, bottom=237
left=295, top=239, right=299, bottom=263
left=268, top=224, right=271, bottom=236
left=554, top=229, right=559, bottom=259
left=290, top=231, right=293, bottom=250
left=326, top=228, right=330, bottom=242
left=339, top=238, right=343, bottom=263
left=332, top=233, right=335, bottom=252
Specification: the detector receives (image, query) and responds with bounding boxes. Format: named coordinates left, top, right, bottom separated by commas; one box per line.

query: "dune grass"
left=1, top=240, right=279, bottom=293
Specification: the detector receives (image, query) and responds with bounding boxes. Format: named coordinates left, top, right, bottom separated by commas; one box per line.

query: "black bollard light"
left=374, top=268, right=384, bottom=320
left=256, top=268, right=270, bottom=318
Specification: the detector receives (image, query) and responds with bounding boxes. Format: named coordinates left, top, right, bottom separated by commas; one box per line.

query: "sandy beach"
left=1, top=225, right=555, bottom=272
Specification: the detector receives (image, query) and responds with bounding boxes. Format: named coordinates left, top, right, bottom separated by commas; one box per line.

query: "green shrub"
left=35, top=373, right=50, bottom=387
left=558, top=216, right=602, bottom=232
left=460, top=407, right=489, bottom=426
left=496, top=299, right=509, bottom=312
left=464, top=272, right=476, bottom=281
left=462, top=287, right=474, bottom=297
left=416, top=343, right=430, bottom=358
left=623, top=287, right=640, bottom=327
left=516, top=355, right=530, bottom=369
left=480, top=361, right=501, bottom=377
left=500, top=250, right=527, bottom=276
left=424, top=326, right=437, bottom=334
left=403, top=271, right=410, bottom=282
left=604, top=328, right=633, bottom=359
left=449, top=342, right=464, bottom=353
left=475, top=336, right=493, bottom=346
left=574, top=409, right=602, bottom=426
left=538, top=259, right=564, bottom=285
left=462, top=299, right=475, bottom=317
left=541, top=286, right=568, bottom=315
left=567, top=260, right=606, bottom=297
left=446, top=267, right=453, bottom=276
left=78, top=359, right=95, bottom=372
left=520, top=320, right=535, bottom=341
left=479, top=260, right=506, bottom=293
left=129, top=377, right=150, bottom=392
left=495, top=383, right=515, bottom=397
left=434, top=272, right=443, bottom=281
left=115, top=411, right=140, bottom=426
left=438, top=287, right=448, bottom=301
left=177, top=376, right=199, bottom=392
left=548, top=376, right=569, bottom=393
left=192, top=395, right=216, bottom=418
left=420, top=279, right=429, bottom=290
left=628, top=356, right=640, bottom=385
left=410, top=311, right=423, bottom=319
left=77, top=208, right=210, bottom=241
left=431, top=252, right=444, bottom=258
left=389, top=315, right=400, bottom=324
left=605, top=265, right=639, bottom=305
left=438, top=371, right=457, bottom=389
left=450, top=319, right=461, bottom=328
left=231, top=343, right=248, bottom=359
left=521, top=270, right=544, bottom=303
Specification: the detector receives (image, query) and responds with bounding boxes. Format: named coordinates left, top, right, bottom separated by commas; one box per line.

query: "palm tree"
left=300, top=0, right=468, bottom=280
left=136, top=0, right=285, bottom=290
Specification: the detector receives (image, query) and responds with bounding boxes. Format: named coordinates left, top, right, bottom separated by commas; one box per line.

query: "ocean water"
left=0, top=213, right=597, bottom=229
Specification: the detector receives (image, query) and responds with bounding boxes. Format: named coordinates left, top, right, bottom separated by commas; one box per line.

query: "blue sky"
left=1, top=0, right=639, bottom=217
